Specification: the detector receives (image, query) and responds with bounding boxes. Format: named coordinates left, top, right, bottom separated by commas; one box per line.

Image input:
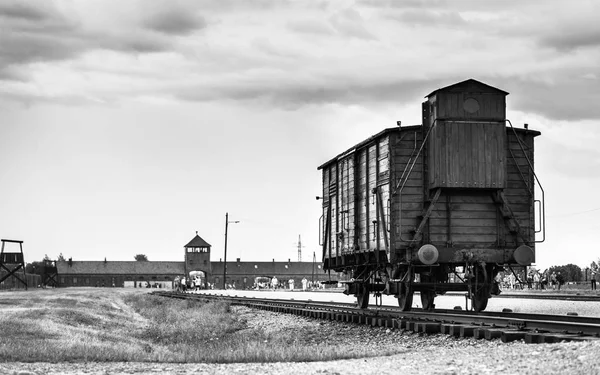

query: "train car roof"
left=318, top=124, right=540, bottom=170
left=425, top=78, right=509, bottom=98
left=318, top=125, right=421, bottom=170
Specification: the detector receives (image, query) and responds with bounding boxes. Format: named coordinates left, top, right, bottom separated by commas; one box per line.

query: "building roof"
left=184, top=234, right=211, bottom=248
left=57, top=261, right=185, bottom=275
left=426, top=78, right=509, bottom=98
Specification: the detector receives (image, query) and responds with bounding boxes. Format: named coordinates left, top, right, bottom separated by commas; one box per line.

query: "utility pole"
left=312, top=251, right=316, bottom=282
left=223, top=212, right=240, bottom=289
left=296, top=234, right=305, bottom=262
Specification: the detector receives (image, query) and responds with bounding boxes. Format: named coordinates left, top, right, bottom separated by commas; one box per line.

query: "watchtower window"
left=187, top=246, right=209, bottom=253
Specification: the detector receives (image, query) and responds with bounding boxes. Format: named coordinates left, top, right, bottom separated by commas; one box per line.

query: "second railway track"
left=153, top=290, right=600, bottom=344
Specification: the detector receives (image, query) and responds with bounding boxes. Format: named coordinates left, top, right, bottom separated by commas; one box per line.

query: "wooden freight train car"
left=318, top=79, right=544, bottom=311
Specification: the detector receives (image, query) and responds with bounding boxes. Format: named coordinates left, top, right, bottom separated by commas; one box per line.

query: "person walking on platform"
left=550, top=272, right=557, bottom=290
left=556, top=272, right=565, bottom=291
left=592, top=272, right=597, bottom=291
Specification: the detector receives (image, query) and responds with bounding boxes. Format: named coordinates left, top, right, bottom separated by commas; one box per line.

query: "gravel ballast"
left=2, top=305, right=599, bottom=375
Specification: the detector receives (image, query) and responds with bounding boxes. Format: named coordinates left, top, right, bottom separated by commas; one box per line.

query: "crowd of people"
left=255, top=276, right=325, bottom=291
left=173, top=275, right=208, bottom=292
left=498, top=269, right=599, bottom=291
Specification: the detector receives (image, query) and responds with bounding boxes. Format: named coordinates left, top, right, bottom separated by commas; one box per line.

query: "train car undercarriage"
left=341, top=261, right=503, bottom=312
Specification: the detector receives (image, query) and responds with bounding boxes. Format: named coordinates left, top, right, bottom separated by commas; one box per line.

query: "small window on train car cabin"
left=285, top=265, right=289, bottom=269
left=85, top=278, right=90, bottom=285
left=73, top=277, right=77, bottom=284
left=255, top=265, right=258, bottom=268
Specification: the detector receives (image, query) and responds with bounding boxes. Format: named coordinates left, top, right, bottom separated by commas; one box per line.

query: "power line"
left=549, top=207, right=600, bottom=218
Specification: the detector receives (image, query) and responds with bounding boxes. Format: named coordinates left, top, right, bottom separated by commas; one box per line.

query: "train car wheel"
left=471, top=264, right=490, bottom=312
left=472, top=289, right=489, bottom=312
left=420, top=291, right=435, bottom=310
left=398, top=282, right=413, bottom=311
left=357, top=283, right=369, bottom=309
left=395, top=268, right=413, bottom=311
left=420, top=274, right=435, bottom=310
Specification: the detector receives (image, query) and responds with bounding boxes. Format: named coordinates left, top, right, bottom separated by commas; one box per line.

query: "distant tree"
left=548, top=264, right=582, bottom=282
left=57, top=253, right=66, bottom=262
left=134, top=254, right=148, bottom=261
left=25, top=261, right=44, bottom=274
left=43, top=254, right=51, bottom=261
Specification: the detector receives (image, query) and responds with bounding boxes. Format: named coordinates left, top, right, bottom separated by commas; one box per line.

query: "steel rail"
left=152, top=291, right=600, bottom=343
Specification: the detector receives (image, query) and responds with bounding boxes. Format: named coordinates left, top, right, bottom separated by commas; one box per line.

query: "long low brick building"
left=56, top=258, right=335, bottom=289
left=55, top=233, right=341, bottom=289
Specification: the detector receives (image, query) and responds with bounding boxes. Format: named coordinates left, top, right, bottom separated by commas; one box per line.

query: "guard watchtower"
left=184, top=232, right=212, bottom=279
left=42, top=260, right=59, bottom=287
left=0, top=239, right=27, bottom=289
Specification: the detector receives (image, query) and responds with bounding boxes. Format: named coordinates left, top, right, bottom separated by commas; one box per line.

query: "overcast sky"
left=1, top=0, right=599, bottom=271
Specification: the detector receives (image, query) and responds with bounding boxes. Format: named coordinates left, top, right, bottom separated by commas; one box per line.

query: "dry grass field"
left=0, top=287, right=403, bottom=364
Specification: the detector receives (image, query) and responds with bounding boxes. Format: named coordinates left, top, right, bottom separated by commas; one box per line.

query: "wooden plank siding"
left=429, top=121, right=506, bottom=189
left=389, top=126, right=537, bottom=258
left=389, top=129, right=424, bottom=260
left=436, top=91, right=506, bottom=120
left=321, top=133, right=394, bottom=261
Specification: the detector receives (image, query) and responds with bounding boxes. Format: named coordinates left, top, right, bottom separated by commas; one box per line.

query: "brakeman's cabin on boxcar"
left=318, top=79, right=544, bottom=312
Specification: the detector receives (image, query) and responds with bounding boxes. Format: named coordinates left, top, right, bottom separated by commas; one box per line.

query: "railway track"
left=152, top=290, right=600, bottom=344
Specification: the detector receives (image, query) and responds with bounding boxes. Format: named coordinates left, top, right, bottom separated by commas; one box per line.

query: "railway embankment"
left=1, top=287, right=599, bottom=374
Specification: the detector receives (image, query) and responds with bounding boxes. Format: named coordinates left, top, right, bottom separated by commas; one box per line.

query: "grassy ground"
left=0, top=288, right=401, bottom=363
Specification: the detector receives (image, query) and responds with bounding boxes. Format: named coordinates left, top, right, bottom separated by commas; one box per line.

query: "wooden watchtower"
left=42, top=260, right=59, bottom=287
left=0, top=239, right=27, bottom=290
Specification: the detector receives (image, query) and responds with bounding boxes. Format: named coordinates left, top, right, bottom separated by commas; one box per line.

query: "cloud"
left=358, top=0, right=448, bottom=9
left=173, top=76, right=440, bottom=110
left=0, top=2, right=51, bottom=21
left=541, top=138, right=600, bottom=178
left=286, top=19, right=335, bottom=36
left=329, top=8, right=377, bottom=40
left=504, top=75, right=600, bottom=121
left=387, top=9, right=466, bottom=28
left=142, top=8, right=207, bottom=35
left=538, top=27, right=600, bottom=51
left=0, top=1, right=197, bottom=82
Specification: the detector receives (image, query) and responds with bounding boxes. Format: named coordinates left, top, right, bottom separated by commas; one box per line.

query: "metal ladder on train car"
left=491, top=190, right=529, bottom=245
